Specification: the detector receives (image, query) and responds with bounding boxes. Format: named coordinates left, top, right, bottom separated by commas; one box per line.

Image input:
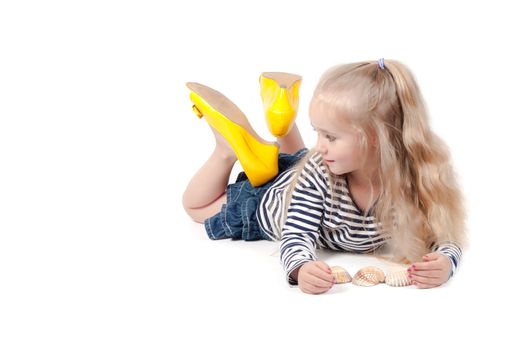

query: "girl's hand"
left=296, top=261, right=336, bottom=294
left=407, top=252, right=453, bottom=289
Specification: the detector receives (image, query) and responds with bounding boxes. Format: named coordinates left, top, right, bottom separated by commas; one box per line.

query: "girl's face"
left=310, top=108, right=376, bottom=177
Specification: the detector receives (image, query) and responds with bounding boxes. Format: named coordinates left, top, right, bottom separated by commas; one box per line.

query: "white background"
left=1, top=0, right=526, bottom=349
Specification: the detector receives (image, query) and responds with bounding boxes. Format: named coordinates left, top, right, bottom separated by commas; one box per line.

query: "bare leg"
left=182, top=127, right=237, bottom=223
left=276, top=123, right=305, bottom=154
left=183, top=118, right=304, bottom=223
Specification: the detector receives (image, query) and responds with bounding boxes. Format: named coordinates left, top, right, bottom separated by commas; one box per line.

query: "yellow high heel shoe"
left=259, top=72, right=302, bottom=137
left=186, top=82, right=279, bottom=187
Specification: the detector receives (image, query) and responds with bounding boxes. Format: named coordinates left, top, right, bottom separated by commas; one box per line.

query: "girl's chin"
left=327, top=164, right=354, bottom=176
left=326, top=165, right=345, bottom=176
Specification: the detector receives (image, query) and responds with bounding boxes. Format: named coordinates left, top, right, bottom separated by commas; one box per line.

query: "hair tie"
left=378, top=58, right=385, bottom=70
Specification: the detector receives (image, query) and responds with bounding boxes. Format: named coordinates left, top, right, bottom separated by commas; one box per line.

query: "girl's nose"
left=316, top=137, right=327, bottom=154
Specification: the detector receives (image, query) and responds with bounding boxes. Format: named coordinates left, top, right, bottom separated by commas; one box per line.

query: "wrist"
left=290, top=266, right=302, bottom=282
left=437, top=252, right=455, bottom=279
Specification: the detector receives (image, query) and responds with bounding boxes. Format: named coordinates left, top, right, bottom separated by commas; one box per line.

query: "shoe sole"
left=260, top=72, right=302, bottom=88
left=186, top=82, right=276, bottom=146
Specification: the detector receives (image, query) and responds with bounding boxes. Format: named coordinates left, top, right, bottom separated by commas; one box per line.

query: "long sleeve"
left=431, top=241, right=463, bottom=279
left=279, top=158, right=328, bottom=286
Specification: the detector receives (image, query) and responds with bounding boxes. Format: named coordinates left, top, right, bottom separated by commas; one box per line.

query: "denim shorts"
left=204, top=148, right=308, bottom=241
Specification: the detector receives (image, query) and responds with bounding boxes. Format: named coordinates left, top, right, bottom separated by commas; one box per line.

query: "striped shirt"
left=256, top=152, right=462, bottom=286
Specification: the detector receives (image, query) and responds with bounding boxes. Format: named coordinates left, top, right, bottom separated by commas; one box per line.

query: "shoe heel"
left=238, top=135, right=279, bottom=185
left=260, top=72, right=302, bottom=137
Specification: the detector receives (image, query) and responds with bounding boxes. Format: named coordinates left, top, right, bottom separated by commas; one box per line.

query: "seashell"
left=331, top=266, right=352, bottom=284
left=351, top=266, right=385, bottom=287
left=385, top=268, right=412, bottom=287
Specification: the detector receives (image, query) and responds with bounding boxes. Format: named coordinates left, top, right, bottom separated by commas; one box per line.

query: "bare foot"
left=209, top=124, right=237, bottom=161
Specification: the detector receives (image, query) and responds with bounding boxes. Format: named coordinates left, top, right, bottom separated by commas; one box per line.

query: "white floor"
left=173, top=212, right=523, bottom=350
left=2, top=1, right=527, bottom=349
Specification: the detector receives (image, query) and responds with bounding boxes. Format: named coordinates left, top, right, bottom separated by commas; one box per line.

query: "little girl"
left=182, top=59, right=467, bottom=294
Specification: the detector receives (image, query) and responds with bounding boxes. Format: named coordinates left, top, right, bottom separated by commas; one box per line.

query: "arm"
left=279, top=157, right=333, bottom=292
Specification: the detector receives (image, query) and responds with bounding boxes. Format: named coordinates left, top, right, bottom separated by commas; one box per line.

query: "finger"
left=409, top=269, right=442, bottom=279
left=305, top=272, right=334, bottom=289
left=312, top=264, right=335, bottom=283
left=314, top=261, right=332, bottom=275
left=410, top=261, right=442, bottom=271
left=300, top=283, right=316, bottom=294
left=409, top=273, right=440, bottom=285
left=300, top=283, right=320, bottom=295
left=422, top=252, right=442, bottom=261
left=412, top=280, right=439, bottom=289
left=303, top=280, right=331, bottom=294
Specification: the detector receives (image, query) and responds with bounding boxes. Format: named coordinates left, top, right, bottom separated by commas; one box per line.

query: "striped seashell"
left=385, top=268, right=412, bottom=287
left=331, top=266, right=352, bottom=284
left=351, top=266, right=385, bottom=287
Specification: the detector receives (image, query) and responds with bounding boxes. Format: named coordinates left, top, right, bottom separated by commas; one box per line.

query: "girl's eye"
left=313, top=127, right=336, bottom=142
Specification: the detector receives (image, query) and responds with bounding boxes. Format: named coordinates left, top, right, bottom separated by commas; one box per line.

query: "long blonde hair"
left=282, top=59, right=467, bottom=262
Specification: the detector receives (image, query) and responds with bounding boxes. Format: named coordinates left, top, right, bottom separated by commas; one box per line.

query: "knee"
left=186, top=208, right=206, bottom=224
left=182, top=199, right=205, bottom=224
left=181, top=189, right=191, bottom=211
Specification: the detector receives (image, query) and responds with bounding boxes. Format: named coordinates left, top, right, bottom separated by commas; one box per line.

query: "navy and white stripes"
left=256, top=152, right=462, bottom=285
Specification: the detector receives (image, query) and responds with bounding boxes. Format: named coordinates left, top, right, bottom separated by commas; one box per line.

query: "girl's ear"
left=368, top=128, right=379, bottom=148
left=372, top=135, right=379, bottom=148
